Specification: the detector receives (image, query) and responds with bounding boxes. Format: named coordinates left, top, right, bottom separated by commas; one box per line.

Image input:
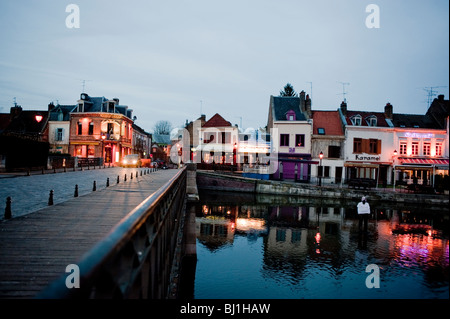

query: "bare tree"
left=153, top=120, right=172, bottom=135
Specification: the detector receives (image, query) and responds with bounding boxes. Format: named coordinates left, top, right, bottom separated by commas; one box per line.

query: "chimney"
left=305, top=94, right=312, bottom=118
left=384, top=102, right=393, bottom=119
left=438, top=94, right=444, bottom=101
left=299, top=90, right=306, bottom=112
left=113, top=98, right=119, bottom=104
left=340, top=101, right=347, bottom=116
left=10, top=105, right=22, bottom=118
left=48, top=102, right=55, bottom=111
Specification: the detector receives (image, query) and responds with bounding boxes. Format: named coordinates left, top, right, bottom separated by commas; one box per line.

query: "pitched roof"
left=344, top=110, right=390, bottom=127
left=203, top=113, right=232, bottom=128
left=312, top=111, right=344, bottom=135
left=271, top=96, right=307, bottom=121
left=49, top=104, right=76, bottom=121
left=391, top=113, right=438, bottom=129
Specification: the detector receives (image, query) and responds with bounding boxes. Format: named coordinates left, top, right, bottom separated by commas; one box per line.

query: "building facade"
left=68, top=93, right=134, bottom=165
left=267, top=92, right=317, bottom=181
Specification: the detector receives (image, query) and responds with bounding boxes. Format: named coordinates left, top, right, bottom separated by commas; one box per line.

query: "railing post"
left=4, top=197, right=12, bottom=219
left=74, top=185, right=78, bottom=197
left=48, top=190, right=54, bottom=206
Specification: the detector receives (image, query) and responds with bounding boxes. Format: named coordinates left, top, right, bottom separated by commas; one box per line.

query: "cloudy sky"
left=0, top=0, right=448, bottom=133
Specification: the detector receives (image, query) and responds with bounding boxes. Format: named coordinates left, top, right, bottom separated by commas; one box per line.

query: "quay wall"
left=196, top=170, right=449, bottom=207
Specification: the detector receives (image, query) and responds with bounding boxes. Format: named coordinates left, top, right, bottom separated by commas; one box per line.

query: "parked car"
left=121, top=154, right=141, bottom=168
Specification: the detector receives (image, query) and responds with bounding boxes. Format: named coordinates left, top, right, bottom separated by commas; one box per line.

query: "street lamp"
left=319, top=151, right=323, bottom=186
left=393, top=150, right=397, bottom=192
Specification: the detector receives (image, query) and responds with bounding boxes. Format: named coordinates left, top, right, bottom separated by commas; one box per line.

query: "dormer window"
left=108, top=102, right=115, bottom=113
left=366, top=116, right=377, bottom=126
left=351, top=115, right=362, bottom=126
left=78, top=103, right=84, bottom=112
left=286, top=109, right=296, bottom=121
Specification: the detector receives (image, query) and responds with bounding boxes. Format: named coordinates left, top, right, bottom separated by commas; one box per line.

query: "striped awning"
left=400, top=158, right=449, bottom=165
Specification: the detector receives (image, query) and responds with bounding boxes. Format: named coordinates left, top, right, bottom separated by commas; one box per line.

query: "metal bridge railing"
left=36, top=167, right=187, bottom=299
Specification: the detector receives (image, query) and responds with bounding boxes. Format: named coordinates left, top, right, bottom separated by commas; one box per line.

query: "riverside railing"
left=36, top=167, right=187, bottom=299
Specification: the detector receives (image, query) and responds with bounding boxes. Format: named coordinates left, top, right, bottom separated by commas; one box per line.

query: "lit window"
left=411, top=141, right=419, bottom=155
left=436, top=142, right=443, bottom=156
left=423, top=142, right=431, bottom=156
left=295, top=134, right=305, bottom=147
left=399, top=141, right=407, bottom=155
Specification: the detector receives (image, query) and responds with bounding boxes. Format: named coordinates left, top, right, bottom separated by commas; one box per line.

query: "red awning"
left=400, top=158, right=449, bottom=165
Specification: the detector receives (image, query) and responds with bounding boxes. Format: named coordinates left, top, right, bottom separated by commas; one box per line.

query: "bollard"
left=131, top=173, right=133, bottom=180
left=124, top=174, right=127, bottom=182
left=74, top=185, right=78, bottom=197
left=136, top=171, right=138, bottom=178
left=106, top=177, right=110, bottom=187
left=4, top=197, right=12, bottom=219
left=93, top=181, right=96, bottom=191
left=48, top=190, right=54, bottom=205
left=117, top=175, right=120, bottom=184
left=140, top=170, right=143, bottom=176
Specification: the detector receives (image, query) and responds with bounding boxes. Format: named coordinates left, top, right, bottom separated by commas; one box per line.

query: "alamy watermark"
left=65, top=4, right=80, bottom=29
left=365, top=264, right=380, bottom=288
left=65, top=263, right=80, bottom=288
left=365, top=4, right=380, bottom=29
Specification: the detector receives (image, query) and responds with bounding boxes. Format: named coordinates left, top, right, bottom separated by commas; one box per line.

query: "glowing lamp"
left=35, top=114, right=43, bottom=123
left=319, top=151, right=323, bottom=159
left=393, top=150, right=398, bottom=156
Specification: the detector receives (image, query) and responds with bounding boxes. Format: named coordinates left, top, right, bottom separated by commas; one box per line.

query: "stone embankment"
left=196, top=170, right=449, bottom=208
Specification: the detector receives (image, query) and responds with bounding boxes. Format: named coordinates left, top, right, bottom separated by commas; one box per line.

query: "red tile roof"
left=312, top=111, right=344, bottom=135
left=202, top=113, right=232, bottom=128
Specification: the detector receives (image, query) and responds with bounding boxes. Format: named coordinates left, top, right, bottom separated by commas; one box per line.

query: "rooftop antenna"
left=338, top=82, right=350, bottom=103
left=200, top=100, right=203, bottom=115
left=235, top=116, right=242, bottom=128
left=423, top=86, right=447, bottom=108
left=80, top=79, right=92, bottom=93
left=13, top=97, right=17, bottom=107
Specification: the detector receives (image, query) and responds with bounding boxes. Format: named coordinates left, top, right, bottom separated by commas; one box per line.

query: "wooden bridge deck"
left=0, top=169, right=180, bottom=299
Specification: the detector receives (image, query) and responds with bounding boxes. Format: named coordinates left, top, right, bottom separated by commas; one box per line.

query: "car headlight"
left=132, top=160, right=137, bottom=164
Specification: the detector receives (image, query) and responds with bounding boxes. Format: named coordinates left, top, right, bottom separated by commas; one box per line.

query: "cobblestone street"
left=0, top=167, right=157, bottom=220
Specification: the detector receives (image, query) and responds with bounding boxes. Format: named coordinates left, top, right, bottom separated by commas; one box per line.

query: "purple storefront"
left=271, top=153, right=319, bottom=182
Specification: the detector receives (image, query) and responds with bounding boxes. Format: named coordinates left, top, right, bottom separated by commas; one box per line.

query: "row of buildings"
left=177, top=92, right=449, bottom=187
left=0, top=93, right=171, bottom=170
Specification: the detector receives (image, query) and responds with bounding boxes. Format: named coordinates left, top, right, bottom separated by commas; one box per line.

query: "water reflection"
left=192, top=190, right=449, bottom=299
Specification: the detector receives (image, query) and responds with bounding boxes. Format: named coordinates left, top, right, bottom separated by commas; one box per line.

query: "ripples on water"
left=191, top=191, right=449, bottom=299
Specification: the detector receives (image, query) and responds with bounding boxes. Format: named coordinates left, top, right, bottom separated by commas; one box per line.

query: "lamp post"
left=392, top=150, right=397, bottom=192
left=319, top=151, right=323, bottom=186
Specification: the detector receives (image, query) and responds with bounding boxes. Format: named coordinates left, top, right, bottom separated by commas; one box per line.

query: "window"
left=367, top=116, right=377, bottom=126
left=87, top=145, right=95, bottom=157
left=317, top=128, right=325, bottom=135
left=88, top=122, right=94, bottom=135
left=108, top=102, right=115, bottom=113
left=295, top=134, right=305, bottom=147
left=75, top=145, right=83, bottom=157
left=399, top=140, right=407, bottom=155
left=351, top=115, right=362, bottom=126
left=423, top=141, right=431, bottom=156
left=78, top=103, right=83, bottom=112
left=369, top=139, right=378, bottom=154
left=353, top=138, right=362, bottom=153
left=280, top=134, right=289, bottom=147
left=411, top=141, right=419, bottom=155
left=77, top=122, right=82, bottom=135
left=289, top=115, right=294, bottom=121
left=436, top=142, right=443, bottom=156
left=328, top=145, right=340, bottom=158
left=55, top=128, right=64, bottom=141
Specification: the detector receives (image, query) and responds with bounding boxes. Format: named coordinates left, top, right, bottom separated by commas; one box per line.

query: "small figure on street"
left=357, top=196, right=370, bottom=232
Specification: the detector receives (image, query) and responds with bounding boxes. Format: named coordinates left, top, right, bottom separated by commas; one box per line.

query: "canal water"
left=189, top=190, right=449, bottom=299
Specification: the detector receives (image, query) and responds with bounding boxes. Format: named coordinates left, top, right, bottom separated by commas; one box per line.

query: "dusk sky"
left=0, top=0, right=448, bottom=133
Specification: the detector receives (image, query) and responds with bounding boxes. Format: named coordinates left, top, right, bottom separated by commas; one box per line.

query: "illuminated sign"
left=355, top=155, right=380, bottom=161
left=403, top=132, right=434, bottom=139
